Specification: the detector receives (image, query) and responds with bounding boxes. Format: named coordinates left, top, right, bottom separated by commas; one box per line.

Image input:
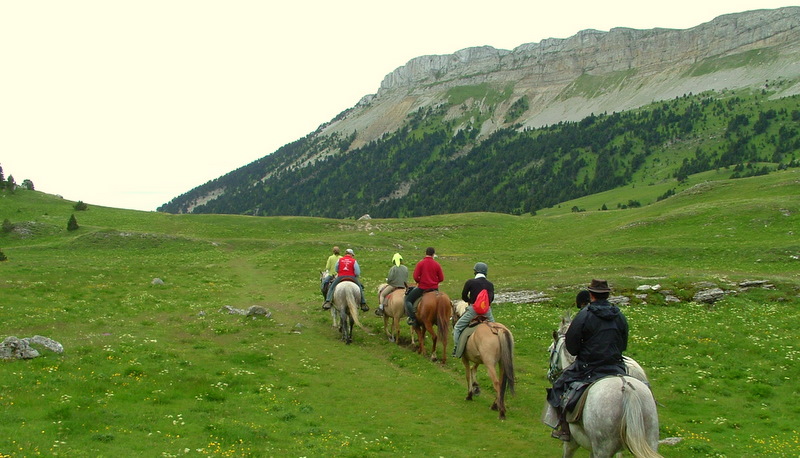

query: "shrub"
left=74, top=201, right=89, bottom=211
left=67, top=214, right=79, bottom=231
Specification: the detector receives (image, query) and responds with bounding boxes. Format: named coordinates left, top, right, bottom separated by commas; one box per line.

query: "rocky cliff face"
left=168, top=7, right=800, bottom=214
left=323, top=7, right=800, bottom=149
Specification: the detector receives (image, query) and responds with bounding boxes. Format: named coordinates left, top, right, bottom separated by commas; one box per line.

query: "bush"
left=74, top=201, right=89, bottom=211
left=0, top=250, right=7, bottom=261
left=1, top=219, right=13, bottom=233
left=67, top=214, right=79, bottom=231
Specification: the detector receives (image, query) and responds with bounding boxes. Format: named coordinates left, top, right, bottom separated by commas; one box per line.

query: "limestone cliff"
left=323, top=7, right=800, bottom=150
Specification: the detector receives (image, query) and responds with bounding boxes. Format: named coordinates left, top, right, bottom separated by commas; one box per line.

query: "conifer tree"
left=67, top=214, right=79, bottom=231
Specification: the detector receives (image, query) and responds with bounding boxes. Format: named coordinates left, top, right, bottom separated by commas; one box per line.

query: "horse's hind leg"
left=464, top=360, right=475, bottom=400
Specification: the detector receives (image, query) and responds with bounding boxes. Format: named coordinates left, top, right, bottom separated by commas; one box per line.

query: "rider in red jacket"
left=404, top=247, right=444, bottom=325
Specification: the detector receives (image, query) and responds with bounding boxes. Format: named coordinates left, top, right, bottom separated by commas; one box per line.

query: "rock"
left=151, top=278, right=164, bottom=285
left=246, top=306, right=270, bottom=318
left=609, top=295, right=630, bottom=306
left=219, top=305, right=247, bottom=315
left=659, top=437, right=683, bottom=446
left=27, top=335, right=64, bottom=354
left=693, top=288, right=725, bottom=304
left=1, top=336, right=39, bottom=360
left=358, top=214, right=371, bottom=220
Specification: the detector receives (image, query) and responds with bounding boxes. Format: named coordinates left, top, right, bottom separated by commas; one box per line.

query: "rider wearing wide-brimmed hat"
left=546, top=279, right=629, bottom=442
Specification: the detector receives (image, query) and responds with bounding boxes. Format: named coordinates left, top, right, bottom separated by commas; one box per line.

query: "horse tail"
left=620, top=377, right=662, bottom=458
left=435, top=296, right=451, bottom=345
left=345, top=285, right=372, bottom=335
left=499, top=328, right=516, bottom=397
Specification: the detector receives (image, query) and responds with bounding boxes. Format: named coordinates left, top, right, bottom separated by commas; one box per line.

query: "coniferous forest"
left=158, top=88, right=800, bottom=218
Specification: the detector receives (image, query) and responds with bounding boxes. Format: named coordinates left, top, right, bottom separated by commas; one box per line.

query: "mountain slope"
left=158, top=7, right=800, bottom=217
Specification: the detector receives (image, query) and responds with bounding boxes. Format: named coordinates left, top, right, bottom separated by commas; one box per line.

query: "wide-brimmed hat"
left=587, top=279, right=611, bottom=293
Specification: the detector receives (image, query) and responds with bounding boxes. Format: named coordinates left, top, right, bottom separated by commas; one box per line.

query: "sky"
left=1, top=1, right=793, bottom=212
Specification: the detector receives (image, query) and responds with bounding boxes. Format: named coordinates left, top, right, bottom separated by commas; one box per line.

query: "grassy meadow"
left=1, top=169, right=799, bottom=457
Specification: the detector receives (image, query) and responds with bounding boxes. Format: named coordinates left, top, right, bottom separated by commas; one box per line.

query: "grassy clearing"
left=1, top=170, right=799, bottom=456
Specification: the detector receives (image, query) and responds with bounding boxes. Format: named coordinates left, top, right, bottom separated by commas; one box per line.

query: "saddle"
left=453, top=317, right=494, bottom=358
left=564, top=374, right=628, bottom=423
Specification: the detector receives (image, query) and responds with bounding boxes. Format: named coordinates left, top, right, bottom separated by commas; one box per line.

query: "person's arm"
left=565, top=311, right=586, bottom=356
left=354, top=261, right=361, bottom=277
left=461, top=280, right=471, bottom=302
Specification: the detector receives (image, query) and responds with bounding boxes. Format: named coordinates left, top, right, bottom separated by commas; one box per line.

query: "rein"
left=547, top=333, right=568, bottom=383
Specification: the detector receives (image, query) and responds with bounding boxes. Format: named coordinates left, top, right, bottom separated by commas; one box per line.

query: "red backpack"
left=473, top=289, right=491, bottom=315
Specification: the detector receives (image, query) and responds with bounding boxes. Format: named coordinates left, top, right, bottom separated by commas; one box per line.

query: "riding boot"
left=550, top=411, right=571, bottom=441
left=375, top=307, right=384, bottom=316
left=322, top=301, right=332, bottom=310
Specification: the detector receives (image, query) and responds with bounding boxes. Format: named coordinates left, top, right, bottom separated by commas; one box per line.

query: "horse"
left=461, top=321, right=516, bottom=420
left=412, top=290, right=452, bottom=363
left=377, top=283, right=415, bottom=345
left=332, top=280, right=370, bottom=344
left=451, top=299, right=468, bottom=324
left=547, top=312, right=661, bottom=458
left=320, top=270, right=338, bottom=329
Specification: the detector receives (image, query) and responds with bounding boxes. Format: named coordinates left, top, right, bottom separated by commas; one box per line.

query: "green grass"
left=1, top=170, right=799, bottom=456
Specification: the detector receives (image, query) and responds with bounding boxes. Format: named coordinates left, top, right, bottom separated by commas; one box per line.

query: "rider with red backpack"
left=322, top=248, right=368, bottom=311
left=452, top=262, right=496, bottom=356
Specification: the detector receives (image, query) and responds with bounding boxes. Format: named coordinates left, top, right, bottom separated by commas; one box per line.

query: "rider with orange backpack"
left=452, top=262, right=496, bottom=356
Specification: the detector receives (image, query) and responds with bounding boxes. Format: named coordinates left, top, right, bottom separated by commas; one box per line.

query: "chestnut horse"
left=462, top=321, right=516, bottom=420
left=412, top=290, right=452, bottom=363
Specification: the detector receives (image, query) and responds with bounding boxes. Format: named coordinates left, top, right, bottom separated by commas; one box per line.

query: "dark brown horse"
left=412, top=290, right=452, bottom=363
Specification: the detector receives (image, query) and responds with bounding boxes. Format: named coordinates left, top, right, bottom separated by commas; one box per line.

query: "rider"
left=322, top=248, right=368, bottom=312
left=575, top=290, right=591, bottom=309
left=320, top=246, right=341, bottom=295
left=546, top=279, right=629, bottom=441
left=452, top=262, right=495, bottom=356
left=405, top=247, right=444, bottom=326
left=376, top=252, right=408, bottom=316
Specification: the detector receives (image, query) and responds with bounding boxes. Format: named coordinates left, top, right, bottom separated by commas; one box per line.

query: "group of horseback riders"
left=319, top=246, right=629, bottom=443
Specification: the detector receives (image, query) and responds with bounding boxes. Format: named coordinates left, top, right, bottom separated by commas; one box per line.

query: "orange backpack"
left=473, top=289, right=491, bottom=315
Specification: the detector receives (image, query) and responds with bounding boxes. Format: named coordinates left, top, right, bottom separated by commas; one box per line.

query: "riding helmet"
left=473, top=262, right=488, bottom=275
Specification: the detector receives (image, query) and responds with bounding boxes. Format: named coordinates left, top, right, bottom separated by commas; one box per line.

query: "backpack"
left=473, top=289, right=491, bottom=315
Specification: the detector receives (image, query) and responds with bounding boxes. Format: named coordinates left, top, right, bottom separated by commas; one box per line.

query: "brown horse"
left=462, top=321, right=516, bottom=420
left=412, top=290, right=452, bottom=363
left=376, top=283, right=415, bottom=345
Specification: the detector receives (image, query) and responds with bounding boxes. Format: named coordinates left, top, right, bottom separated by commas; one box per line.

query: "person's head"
left=587, top=279, right=611, bottom=301
left=345, top=248, right=354, bottom=256
left=575, top=290, right=591, bottom=309
left=391, top=253, right=403, bottom=266
left=425, top=247, right=435, bottom=256
left=473, top=262, right=488, bottom=275
left=332, top=246, right=340, bottom=255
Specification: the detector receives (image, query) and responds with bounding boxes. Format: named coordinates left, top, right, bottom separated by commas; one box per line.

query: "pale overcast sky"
left=1, top=1, right=793, bottom=211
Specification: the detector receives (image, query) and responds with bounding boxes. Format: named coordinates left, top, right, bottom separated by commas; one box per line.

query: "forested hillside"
left=159, top=87, right=800, bottom=218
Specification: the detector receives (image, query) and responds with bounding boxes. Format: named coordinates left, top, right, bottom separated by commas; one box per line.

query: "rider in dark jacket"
left=547, top=279, right=628, bottom=441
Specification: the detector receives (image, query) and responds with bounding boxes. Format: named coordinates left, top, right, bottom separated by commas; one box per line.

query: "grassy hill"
left=1, top=171, right=799, bottom=456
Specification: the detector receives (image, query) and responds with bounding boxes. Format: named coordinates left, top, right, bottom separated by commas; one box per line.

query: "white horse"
left=451, top=299, right=468, bottom=324
left=332, top=281, right=370, bottom=344
left=547, top=312, right=661, bottom=458
left=320, top=270, right=338, bottom=328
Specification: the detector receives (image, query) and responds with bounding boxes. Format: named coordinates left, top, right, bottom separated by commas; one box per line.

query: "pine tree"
left=67, top=214, right=79, bottom=231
